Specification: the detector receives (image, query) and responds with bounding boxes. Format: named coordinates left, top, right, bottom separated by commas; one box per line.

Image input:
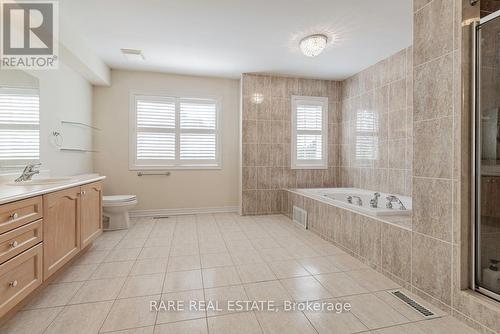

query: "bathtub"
left=291, top=188, right=412, bottom=217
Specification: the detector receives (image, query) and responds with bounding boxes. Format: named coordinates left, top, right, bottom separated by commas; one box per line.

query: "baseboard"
left=129, top=206, right=239, bottom=218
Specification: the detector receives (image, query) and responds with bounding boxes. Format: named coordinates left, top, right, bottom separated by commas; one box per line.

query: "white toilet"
left=102, top=195, right=138, bottom=231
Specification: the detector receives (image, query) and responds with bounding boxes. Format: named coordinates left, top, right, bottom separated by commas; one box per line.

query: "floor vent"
left=391, top=290, right=435, bottom=317
left=292, top=206, right=308, bottom=229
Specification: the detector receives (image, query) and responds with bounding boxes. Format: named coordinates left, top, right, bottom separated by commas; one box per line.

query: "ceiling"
left=59, top=0, right=412, bottom=80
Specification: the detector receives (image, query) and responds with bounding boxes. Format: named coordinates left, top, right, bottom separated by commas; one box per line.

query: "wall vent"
left=292, top=206, right=308, bottom=229
left=390, top=290, right=435, bottom=317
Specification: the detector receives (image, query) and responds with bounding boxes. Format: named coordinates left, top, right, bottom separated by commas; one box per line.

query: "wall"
left=340, top=47, right=413, bottom=196
left=412, top=0, right=500, bottom=333
left=241, top=74, right=342, bottom=215
left=93, top=70, right=240, bottom=212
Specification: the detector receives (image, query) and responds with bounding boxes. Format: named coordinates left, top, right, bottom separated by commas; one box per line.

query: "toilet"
left=102, top=195, right=137, bottom=231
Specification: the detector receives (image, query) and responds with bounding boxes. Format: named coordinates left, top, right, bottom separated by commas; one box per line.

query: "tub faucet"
left=14, top=163, right=41, bottom=182
left=386, top=195, right=407, bottom=210
left=350, top=196, right=363, bottom=206
left=370, top=192, right=380, bottom=208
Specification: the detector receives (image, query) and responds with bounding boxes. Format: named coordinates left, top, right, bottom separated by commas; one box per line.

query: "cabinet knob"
left=9, top=280, right=18, bottom=287
left=9, top=241, right=18, bottom=248
left=10, top=212, right=18, bottom=220
left=80, top=191, right=86, bottom=196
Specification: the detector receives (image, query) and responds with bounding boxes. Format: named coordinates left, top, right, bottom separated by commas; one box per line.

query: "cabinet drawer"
left=0, top=244, right=42, bottom=318
left=0, top=197, right=43, bottom=235
left=0, top=220, right=43, bottom=264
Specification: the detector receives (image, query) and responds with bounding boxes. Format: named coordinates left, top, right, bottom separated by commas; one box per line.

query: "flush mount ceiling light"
left=120, top=48, right=145, bottom=61
left=299, top=34, right=328, bottom=57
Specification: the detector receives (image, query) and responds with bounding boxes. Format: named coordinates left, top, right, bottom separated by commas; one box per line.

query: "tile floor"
left=0, top=213, right=479, bottom=334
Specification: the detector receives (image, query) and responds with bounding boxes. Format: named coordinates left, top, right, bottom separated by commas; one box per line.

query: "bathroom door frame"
left=472, top=10, right=500, bottom=303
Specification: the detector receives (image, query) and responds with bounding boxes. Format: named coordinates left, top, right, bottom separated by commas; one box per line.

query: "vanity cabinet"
left=80, top=182, right=103, bottom=249
left=43, top=187, right=81, bottom=279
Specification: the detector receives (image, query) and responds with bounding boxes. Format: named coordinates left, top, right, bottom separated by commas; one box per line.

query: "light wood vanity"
left=0, top=177, right=104, bottom=318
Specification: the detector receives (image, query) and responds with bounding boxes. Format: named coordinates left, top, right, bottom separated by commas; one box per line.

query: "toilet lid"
left=103, top=195, right=137, bottom=203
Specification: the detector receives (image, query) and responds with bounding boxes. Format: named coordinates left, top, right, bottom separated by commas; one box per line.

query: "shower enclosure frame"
left=472, top=9, right=500, bottom=303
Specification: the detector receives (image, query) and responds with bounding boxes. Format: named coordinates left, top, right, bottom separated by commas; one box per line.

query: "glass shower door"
left=475, top=12, right=500, bottom=301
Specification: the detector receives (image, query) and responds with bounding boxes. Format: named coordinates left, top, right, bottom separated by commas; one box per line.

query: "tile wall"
left=339, top=47, right=413, bottom=196
left=241, top=74, right=342, bottom=215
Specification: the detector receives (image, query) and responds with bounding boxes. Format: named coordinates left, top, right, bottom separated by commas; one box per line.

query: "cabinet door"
left=80, top=181, right=103, bottom=248
left=43, top=187, right=80, bottom=280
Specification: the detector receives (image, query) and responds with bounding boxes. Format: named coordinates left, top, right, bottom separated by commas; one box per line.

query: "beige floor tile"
left=104, top=326, right=155, bottom=334
left=258, top=248, right=294, bottom=262
left=154, top=319, right=207, bottom=334
left=101, top=295, right=159, bottom=332
left=104, top=248, right=142, bottom=262
left=74, top=250, right=110, bottom=265
left=339, top=293, right=410, bottom=329
left=326, top=254, right=369, bottom=271
left=225, top=240, right=255, bottom=253
left=164, top=270, right=203, bottom=292
left=236, top=263, right=276, bottom=284
left=0, top=307, right=63, bottom=334
left=249, top=238, right=280, bottom=250
left=167, top=255, right=201, bottom=272
left=346, top=269, right=400, bottom=292
left=145, top=237, right=172, bottom=247
left=280, top=276, right=332, bottom=302
left=230, top=251, right=264, bottom=265
left=267, top=260, right=310, bottom=279
left=243, top=281, right=290, bottom=307
left=304, top=304, right=368, bottom=334
left=52, top=263, right=98, bottom=283
left=138, top=246, right=170, bottom=260
left=222, top=231, right=248, bottom=241
left=170, top=243, right=199, bottom=256
left=70, top=277, right=125, bottom=304
left=24, top=282, right=83, bottom=309
left=91, top=261, right=135, bottom=279
left=372, top=323, right=425, bottom=334
left=119, top=273, right=165, bottom=298
left=115, top=238, right=147, bottom=250
left=130, top=259, right=168, bottom=276
left=199, top=242, right=227, bottom=254
left=204, top=285, right=248, bottom=316
left=414, top=317, right=480, bottom=333
left=208, top=312, right=262, bottom=334
left=314, top=273, right=369, bottom=297
left=286, top=245, right=320, bottom=259
left=45, top=301, right=113, bottom=334
left=256, top=310, right=317, bottom=334
left=299, top=257, right=342, bottom=275
left=200, top=252, right=233, bottom=268
left=156, top=289, right=206, bottom=324
left=312, top=244, right=345, bottom=256
left=202, top=267, right=242, bottom=288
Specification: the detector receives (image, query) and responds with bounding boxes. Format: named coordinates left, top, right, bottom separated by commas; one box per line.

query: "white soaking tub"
left=292, top=188, right=412, bottom=217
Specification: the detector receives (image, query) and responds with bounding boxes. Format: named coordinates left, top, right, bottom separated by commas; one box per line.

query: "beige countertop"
left=0, top=173, right=106, bottom=205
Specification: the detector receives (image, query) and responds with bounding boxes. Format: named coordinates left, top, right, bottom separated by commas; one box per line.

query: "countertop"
left=0, top=173, right=106, bottom=205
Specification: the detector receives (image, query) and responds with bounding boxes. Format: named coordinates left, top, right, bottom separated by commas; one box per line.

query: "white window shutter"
left=0, top=88, right=40, bottom=163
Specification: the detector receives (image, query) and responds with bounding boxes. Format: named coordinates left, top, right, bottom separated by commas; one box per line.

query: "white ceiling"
left=59, top=0, right=412, bottom=80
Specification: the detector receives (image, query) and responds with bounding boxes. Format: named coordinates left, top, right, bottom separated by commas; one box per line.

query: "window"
left=291, top=96, right=328, bottom=169
left=130, top=93, right=221, bottom=169
left=0, top=87, right=40, bottom=167
left=355, top=109, right=378, bottom=161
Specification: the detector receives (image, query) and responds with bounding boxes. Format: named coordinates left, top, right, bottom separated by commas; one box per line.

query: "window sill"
left=129, top=165, right=222, bottom=171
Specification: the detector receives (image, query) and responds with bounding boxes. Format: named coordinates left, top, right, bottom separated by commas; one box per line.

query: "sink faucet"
left=386, top=195, right=407, bottom=210
left=370, top=192, right=380, bottom=208
left=347, top=195, right=363, bottom=206
left=14, top=163, right=41, bottom=182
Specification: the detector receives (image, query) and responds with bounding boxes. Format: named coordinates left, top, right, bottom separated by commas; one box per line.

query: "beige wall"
left=241, top=74, right=342, bottom=215
left=93, top=70, right=240, bottom=212
left=340, top=47, right=413, bottom=197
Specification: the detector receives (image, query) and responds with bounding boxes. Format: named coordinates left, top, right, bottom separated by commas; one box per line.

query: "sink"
left=6, top=177, right=74, bottom=186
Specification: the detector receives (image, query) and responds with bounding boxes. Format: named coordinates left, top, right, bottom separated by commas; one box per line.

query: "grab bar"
left=137, top=171, right=171, bottom=176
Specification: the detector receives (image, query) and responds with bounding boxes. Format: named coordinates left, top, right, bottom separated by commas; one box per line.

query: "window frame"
left=291, top=95, right=328, bottom=170
left=0, top=86, right=40, bottom=168
left=129, top=91, right=222, bottom=170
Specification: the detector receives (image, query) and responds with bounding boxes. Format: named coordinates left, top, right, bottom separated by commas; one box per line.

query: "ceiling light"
left=299, top=34, right=328, bottom=57
left=120, top=48, right=145, bottom=61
